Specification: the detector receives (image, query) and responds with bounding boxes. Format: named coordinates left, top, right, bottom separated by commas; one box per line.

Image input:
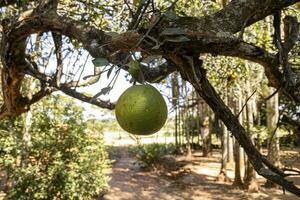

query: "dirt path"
left=103, top=147, right=299, bottom=200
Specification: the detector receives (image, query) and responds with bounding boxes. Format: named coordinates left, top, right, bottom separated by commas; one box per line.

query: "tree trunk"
left=175, top=106, right=179, bottom=148
left=172, top=55, right=300, bottom=195
left=216, top=90, right=230, bottom=181
left=227, top=88, right=234, bottom=166
left=232, top=93, right=244, bottom=187
left=201, top=116, right=210, bottom=157
left=265, top=88, right=281, bottom=187
left=243, top=81, right=259, bottom=192
left=199, top=101, right=211, bottom=157
left=217, top=88, right=229, bottom=181
left=227, top=130, right=234, bottom=166
left=216, top=121, right=231, bottom=182
left=186, top=112, right=192, bottom=158
left=171, top=72, right=180, bottom=149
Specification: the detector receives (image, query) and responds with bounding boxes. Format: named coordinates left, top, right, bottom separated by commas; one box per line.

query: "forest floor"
left=102, top=146, right=300, bottom=200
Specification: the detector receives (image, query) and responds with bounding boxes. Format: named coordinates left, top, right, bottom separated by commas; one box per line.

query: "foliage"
left=128, top=143, right=176, bottom=169
left=0, top=95, right=110, bottom=200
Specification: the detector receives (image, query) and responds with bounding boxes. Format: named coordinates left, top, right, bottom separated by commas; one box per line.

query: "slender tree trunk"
left=217, top=92, right=230, bottom=181
left=227, top=130, right=234, bottom=166
left=196, top=107, right=201, bottom=147
left=171, top=72, right=179, bottom=149
left=265, top=88, right=280, bottom=187
left=201, top=116, right=210, bottom=157
left=186, top=111, right=192, bottom=157
left=216, top=121, right=231, bottom=182
left=221, top=86, right=234, bottom=166
left=244, top=80, right=259, bottom=191
left=178, top=107, right=182, bottom=146
left=199, top=101, right=211, bottom=157
left=175, top=106, right=178, bottom=148
left=233, top=92, right=244, bottom=187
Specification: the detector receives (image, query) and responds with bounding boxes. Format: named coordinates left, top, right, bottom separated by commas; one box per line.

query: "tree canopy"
left=0, top=0, right=300, bottom=196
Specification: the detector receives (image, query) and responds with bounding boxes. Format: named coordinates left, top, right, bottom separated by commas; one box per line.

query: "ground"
left=103, top=145, right=300, bottom=200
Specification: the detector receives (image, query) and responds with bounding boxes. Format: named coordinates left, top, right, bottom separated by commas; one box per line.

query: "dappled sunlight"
left=103, top=146, right=299, bottom=200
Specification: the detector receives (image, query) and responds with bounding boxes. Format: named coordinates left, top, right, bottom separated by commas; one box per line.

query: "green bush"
left=0, top=96, right=110, bottom=200
left=129, top=143, right=176, bottom=169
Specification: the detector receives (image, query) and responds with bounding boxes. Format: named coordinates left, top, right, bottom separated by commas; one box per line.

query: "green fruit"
left=115, top=84, right=168, bottom=135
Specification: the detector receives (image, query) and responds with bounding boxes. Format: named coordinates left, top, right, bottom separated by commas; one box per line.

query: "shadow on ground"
left=102, top=146, right=299, bottom=200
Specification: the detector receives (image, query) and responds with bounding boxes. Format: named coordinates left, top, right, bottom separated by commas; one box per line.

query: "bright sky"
left=28, top=34, right=173, bottom=120
left=72, top=55, right=173, bottom=120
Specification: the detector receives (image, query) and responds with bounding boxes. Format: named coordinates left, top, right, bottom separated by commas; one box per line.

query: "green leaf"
left=127, top=60, right=144, bottom=83
left=92, top=58, right=109, bottom=67
left=99, top=86, right=112, bottom=95
left=107, top=66, right=114, bottom=78
left=93, top=86, right=112, bottom=98
left=128, top=60, right=140, bottom=78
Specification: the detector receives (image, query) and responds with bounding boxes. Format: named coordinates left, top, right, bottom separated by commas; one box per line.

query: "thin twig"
left=263, top=85, right=281, bottom=102
left=74, top=54, right=89, bottom=89
left=236, top=89, right=256, bottom=118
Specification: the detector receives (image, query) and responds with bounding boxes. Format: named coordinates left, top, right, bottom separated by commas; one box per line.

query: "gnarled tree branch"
left=170, top=54, right=300, bottom=196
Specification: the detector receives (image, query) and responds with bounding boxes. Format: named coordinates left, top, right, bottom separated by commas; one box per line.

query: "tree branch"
left=170, top=54, right=300, bottom=196
left=24, top=59, right=115, bottom=110
left=52, top=32, right=63, bottom=86
left=173, top=0, right=300, bottom=34
left=1, top=0, right=299, bottom=118
left=58, top=84, right=115, bottom=110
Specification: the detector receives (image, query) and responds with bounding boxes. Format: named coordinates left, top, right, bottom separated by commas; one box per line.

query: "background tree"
left=0, top=95, right=110, bottom=199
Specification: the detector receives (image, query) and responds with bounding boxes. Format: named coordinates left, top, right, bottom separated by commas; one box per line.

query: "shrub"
left=0, top=96, right=110, bottom=200
left=129, top=143, right=176, bottom=169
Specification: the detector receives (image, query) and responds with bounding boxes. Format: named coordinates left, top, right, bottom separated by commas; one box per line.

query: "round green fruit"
left=115, top=84, right=168, bottom=135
